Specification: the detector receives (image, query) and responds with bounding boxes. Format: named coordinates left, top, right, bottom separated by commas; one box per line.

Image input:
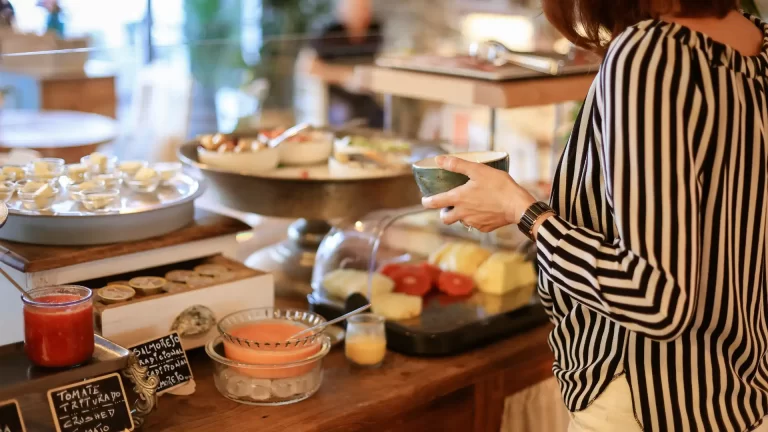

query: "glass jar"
left=22, top=285, right=94, bottom=368
left=344, top=314, right=386, bottom=368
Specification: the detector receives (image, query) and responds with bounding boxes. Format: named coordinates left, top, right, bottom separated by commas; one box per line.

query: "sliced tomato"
left=419, top=262, right=442, bottom=285
left=379, top=263, right=404, bottom=279
left=391, top=266, right=432, bottom=297
left=437, top=271, right=475, bottom=296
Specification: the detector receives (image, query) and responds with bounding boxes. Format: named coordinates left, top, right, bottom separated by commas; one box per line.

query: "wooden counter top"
left=145, top=298, right=555, bottom=432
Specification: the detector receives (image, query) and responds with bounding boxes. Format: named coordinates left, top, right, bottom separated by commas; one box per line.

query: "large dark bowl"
left=412, top=151, right=510, bottom=197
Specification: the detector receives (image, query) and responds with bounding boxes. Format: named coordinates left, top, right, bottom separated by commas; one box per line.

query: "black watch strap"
left=518, top=201, right=555, bottom=240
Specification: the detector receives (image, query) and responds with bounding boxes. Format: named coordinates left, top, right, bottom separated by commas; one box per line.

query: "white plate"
left=197, top=146, right=280, bottom=174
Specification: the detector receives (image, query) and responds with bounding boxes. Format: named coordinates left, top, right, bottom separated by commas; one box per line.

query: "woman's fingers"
left=440, top=207, right=463, bottom=225
left=436, top=156, right=482, bottom=177
left=422, top=189, right=460, bottom=209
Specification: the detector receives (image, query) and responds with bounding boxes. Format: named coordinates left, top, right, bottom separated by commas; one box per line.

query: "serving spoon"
left=267, top=123, right=312, bottom=149
left=288, top=303, right=371, bottom=341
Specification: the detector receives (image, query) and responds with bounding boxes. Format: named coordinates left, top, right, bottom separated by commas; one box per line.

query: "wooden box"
left=91, top=256, right=273, bottom=350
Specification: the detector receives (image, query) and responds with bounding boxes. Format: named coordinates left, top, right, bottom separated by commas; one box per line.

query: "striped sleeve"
left=537, top=30, right=704, bottom=341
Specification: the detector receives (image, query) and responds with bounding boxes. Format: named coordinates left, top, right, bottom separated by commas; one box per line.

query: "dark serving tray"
left=0, top=335, right=130, bottom=402
left=309, top=288, right=549, bottom=357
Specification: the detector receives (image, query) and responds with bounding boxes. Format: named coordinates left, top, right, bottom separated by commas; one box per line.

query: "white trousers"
left=568, top=377, right=768, bottom=432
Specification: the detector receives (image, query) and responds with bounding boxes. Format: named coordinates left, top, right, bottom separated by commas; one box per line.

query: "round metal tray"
left=178, top=138, right=441, bottom=220
left=0, top=174, right=204, bottom=245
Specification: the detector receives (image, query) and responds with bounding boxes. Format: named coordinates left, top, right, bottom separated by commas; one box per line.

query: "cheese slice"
left=428, top=242, right=456, bottom=265
left=322, top=269, right=394, bottom=299
left=371, top=292, right=422, bottom=320
left=474, top=252, right=537, bottom=295
left=432, top=242, right=492, bottom=276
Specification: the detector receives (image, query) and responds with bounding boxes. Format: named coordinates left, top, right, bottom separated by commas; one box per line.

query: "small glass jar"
left=344, top=314, right=387, bottom=368
left=22, top=285, right=95, bottom=368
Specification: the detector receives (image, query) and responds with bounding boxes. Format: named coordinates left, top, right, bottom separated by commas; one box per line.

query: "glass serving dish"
left=206, top=335, right=330, bottom=406
left=309, top=207, right=544, bottom=356
left=209, top=307, right=331, bottom=406
left=217, top=308, right=327, bottom=348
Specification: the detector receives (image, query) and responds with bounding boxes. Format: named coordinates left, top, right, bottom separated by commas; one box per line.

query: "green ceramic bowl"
left=411, top=151, right=510, bottom=198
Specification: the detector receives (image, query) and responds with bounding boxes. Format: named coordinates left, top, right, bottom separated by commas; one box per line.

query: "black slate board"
left=47, top=373, right=133, bottom=432
left=129, top=332, right=192, bottom=394
left=0, top=399, right=26, bottom=432
left=310, top=291, right=549, bottom=356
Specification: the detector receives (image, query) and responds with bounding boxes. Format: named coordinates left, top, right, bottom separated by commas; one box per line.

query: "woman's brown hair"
left=542, top=0, right=739, bottom=53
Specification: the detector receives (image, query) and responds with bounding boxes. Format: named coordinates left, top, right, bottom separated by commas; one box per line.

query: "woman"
left=423, top=1, right=768, bottom=431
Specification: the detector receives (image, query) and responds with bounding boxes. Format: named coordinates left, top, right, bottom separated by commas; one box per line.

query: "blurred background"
left=0, top=0, right=582, bottom=178
left=0, top=0, right=764, bottom=237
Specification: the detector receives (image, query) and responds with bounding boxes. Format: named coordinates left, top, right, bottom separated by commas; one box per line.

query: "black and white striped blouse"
left=537, top=15, right=768, bottom=432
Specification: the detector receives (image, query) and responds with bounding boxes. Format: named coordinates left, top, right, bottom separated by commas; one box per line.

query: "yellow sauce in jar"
left=345, top=335, right=386, bottom=366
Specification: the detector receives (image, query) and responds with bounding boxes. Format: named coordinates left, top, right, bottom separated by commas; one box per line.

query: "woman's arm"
left=536, top=31, right=705, bottom=341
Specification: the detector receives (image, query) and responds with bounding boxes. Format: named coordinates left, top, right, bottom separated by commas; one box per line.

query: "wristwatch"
left=518, top=201, right=555, bottom=241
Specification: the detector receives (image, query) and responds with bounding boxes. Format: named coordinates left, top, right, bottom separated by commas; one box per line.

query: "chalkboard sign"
left=0, top=399, right=26, bottom=432
left=129, top=332, right=193, bottom=394
left=47, top=373, right=134, bottom=432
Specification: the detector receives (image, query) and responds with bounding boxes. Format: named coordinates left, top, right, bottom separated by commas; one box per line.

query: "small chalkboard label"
left=47, top=373, right=134, bottom=432
left=0, top=399, right=26, bottom=432
left=129, top=332, right=193, bottom=394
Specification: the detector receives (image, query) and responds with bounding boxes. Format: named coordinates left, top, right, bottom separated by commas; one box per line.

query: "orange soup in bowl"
left=223, top=320, right=322, bottom=379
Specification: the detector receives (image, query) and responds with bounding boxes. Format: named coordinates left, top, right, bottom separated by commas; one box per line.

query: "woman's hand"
left=421, top=156, right=537, bottom=232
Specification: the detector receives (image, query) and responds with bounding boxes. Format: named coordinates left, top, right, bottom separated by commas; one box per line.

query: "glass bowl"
left=125, top=172, right=161, bottom=193
left=206, top=334, right=330, bottom=406
left=26, top=158, right=65, bottom=182
left=2, top=165, right=26, bottom=182
left=78, top=188, right=120, bottom=212
left=0, top=181, right=17, bottom=202
left=154, top=162, right=182, bottom=184
left=68, top=180, right=105, bottom=201
left=117, top=160, right=148, bottom=178
left=65, top=163, right=89, bottom=183
left=81, top=154, right=117, bottom=174
left=86, top=172, right=122, bottom=189
left=17, top=181, right=60, bottom=211
left=217, top=308, right=327, bottom=348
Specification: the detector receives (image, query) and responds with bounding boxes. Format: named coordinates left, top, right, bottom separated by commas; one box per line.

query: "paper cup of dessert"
left=196, top=127, right=413, bottom=178
left=0, top=152, right=183, bottom=213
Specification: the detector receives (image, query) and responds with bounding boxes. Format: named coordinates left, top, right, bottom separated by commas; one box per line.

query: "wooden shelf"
left=355, top=65, right=595, bottom=108
left=0, top=209, right=251, bottom=273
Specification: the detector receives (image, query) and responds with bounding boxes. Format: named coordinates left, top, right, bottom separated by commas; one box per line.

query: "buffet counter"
left=146, top=297, right=555, bottom=432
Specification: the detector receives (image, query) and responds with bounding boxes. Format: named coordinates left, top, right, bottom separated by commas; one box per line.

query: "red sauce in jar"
left=24, top=293, right=94, bottom=368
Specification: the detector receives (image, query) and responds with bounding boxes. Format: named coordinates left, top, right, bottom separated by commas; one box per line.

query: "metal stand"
left=245, top=219, right=332, bottom=297
left=489, top=107, right=497, bottom=150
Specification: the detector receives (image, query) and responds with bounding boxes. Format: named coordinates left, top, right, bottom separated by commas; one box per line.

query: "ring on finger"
left=460, top=220, right=474, bottom=232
